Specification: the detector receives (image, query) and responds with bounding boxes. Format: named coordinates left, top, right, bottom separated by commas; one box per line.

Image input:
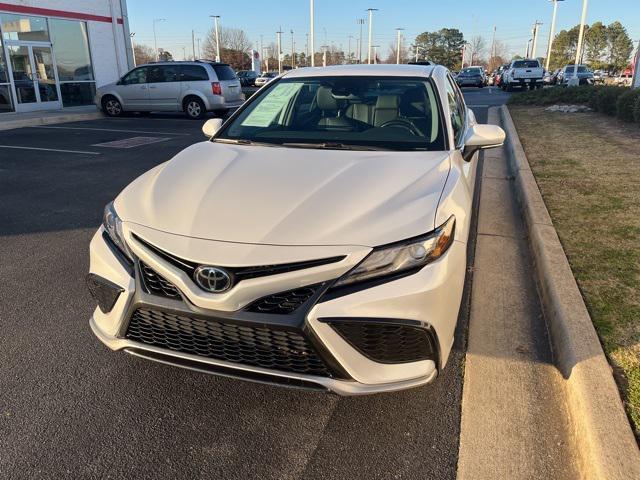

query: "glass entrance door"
left=7, top=43, right=61, bottom=111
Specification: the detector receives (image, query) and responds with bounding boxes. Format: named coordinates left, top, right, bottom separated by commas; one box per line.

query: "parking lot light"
left=210, top=16, right=221, bottom=62
left=366, top=8, right=378, bottom=64
left=153, top=18, right=166, bottom=62
left=545, top=0, right=565, bottom=72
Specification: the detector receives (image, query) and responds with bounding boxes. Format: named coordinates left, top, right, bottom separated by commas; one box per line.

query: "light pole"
left=310, top=0, right=315, bottom=66
left=372, top=45, right=380, bottom=64
left=291, top=30, right=295, bottom=68
left=210, top=15, right=221, bottom=62
left=396, top=28, right=404, bottom=64
left=571, top=0, right=589, bottom=85
left=366, top=8, right=378, bottom=64
left=152, top=18, right=165, bottom=61
left=545, top=0, right=565, bottom=71
left=276, top=28, right=283, bottom=73
left=197, top=38, right=201, bottom=59
left=357, top=18, right=365, bottom=63
left=348, top=36, right=353, bottom=64
left=129, top=32, right=136, bottom=66
left=531, top=20, right=543, bottom=59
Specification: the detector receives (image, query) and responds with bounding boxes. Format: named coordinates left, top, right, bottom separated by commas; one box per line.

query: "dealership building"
left=0, top=0, right=133, bottom=114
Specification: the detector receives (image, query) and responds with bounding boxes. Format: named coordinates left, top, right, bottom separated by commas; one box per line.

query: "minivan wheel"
left=184, top=97, right=206, bottom=119
left=102, top=96, right=123, bottom=117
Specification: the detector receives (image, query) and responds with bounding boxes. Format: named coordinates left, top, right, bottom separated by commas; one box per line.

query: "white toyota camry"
left=87, top=64, right=505, bottom=395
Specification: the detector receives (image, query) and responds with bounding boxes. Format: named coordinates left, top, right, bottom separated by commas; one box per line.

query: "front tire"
left=184, top=97, right=206, bottom=119
left=102, top=96, right=123, bottom=117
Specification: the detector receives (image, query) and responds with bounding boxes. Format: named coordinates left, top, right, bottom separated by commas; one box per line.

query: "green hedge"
left=508, top=85, right=639, bottom=124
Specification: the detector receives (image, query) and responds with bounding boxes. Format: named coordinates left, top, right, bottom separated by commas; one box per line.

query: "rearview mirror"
left=463, top=124, right=506, bottom=161
left=202, top=118, right=223, bottom=137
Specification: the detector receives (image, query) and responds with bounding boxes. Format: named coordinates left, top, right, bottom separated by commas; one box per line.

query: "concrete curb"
left=0, top=111, right=104, bottom=131
left=498, top=105, right=640, bottom=479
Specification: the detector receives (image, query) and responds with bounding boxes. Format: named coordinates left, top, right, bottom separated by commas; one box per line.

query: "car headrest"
left=375, top=95, right=400, bottom=109
left=316, top=87, right=338, bottom=111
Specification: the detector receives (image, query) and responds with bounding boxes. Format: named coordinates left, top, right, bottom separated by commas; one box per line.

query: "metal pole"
left=396, top=28, right=404, bottom=64
left=152, top=19, right=165, bottom=61
left=310, top=0, right=315, bottom=66
left=291, top=30, right=295, bottom=68
left=348, top=36, right=352, bottom=63
left=531, top=21, right=542, bottom=59
left=192, top=30, right=196, bottom=60
left=461, top=43, right=466, bottom=69
left=373, top=45, right=379, bottom=64
left=277, top=29, right=283, bottom=73
left=213, top=16, right=221, bottom=62
left=490, top=25, right=496, bottom=68
left=546, top=0, right=562, bottom=71
left=357, top=19, right=365, bottom=63
left=367, top=9, right=377, bottom=64
left=130, top=32, right=136, bottom=66
left=197, top=38, right=201, bottom=59
left=260, top=35, right=264, bottom=70
left=573, top=0, right=588, bottom=81
left=633, top=40, right=640, bottom=89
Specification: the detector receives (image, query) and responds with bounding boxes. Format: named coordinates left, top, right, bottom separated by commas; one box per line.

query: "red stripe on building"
left=0, top=3, right=123, bottom=24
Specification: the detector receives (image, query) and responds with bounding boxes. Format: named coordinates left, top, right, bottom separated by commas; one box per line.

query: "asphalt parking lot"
left=0, top=87, right=510, bottom=479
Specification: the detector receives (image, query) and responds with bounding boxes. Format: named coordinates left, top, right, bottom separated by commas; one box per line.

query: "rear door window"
left=212, top=65, right=237, bottom=81
left=180, top=65, right=209, bottom=81
left=148, top=65, right=179, bottom=83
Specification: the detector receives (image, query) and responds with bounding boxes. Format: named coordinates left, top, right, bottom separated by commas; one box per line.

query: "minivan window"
left=148, top=65, right=179, bottom=83
left=180, top=65, right=208, bottom=81
left=512, top=60, right=540, bottom=68
left=121, top=67, right=147, bottom=85
left=217, top=76, right=445, bottom=151
left=212, top=65, right=237, bottom=81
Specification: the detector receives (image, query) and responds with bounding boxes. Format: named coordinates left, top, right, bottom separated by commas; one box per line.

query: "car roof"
left=282, top=64, right=436, bottom=79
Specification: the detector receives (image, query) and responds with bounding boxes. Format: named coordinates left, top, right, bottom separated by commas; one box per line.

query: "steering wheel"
left=379, top=119, right=421, bottom=136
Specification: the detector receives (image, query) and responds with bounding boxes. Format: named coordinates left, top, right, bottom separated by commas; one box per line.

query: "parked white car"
left=254, top=71, right=278, bottom=87
left=87, top=64, right=505, bottom=395
left=502, top=59, right=544, bottom=91
left=95, top=61, right=245, bottom=119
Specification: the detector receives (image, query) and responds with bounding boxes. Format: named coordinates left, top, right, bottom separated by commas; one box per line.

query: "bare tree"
left=488, top=39, right=509, bottom=70
left=134, top=44, right=155, bottom=65
left=203, top=26, right=253, bottom=69
left=468, top=35, right=486, bottom=65
left=385, top=40, right=410, bottom=64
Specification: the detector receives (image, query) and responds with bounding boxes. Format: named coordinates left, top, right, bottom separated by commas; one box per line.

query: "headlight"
left=335, top=215, right=455, bottom=287
left=103, top=201, right=132, bottom=260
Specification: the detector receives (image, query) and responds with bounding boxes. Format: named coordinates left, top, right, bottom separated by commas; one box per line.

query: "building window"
left=50, top=19, right=95, bottom=107
left=0, top=14, right=50, bottom=42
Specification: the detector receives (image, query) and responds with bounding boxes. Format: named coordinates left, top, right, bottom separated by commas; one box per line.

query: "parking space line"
left=0, top=145, right=100, bottom=155
left=28, top=126, right=191, bottom=136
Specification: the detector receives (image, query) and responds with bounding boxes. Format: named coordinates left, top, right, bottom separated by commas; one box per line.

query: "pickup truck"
left=502, top=59, right=544, bottom=91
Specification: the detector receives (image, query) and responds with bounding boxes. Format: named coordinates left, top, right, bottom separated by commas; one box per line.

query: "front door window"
left=33, top=46, right=58, bottom=102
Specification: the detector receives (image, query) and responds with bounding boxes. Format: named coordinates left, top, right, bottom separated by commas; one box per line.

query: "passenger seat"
left=373, top=95, right=400, bottom=127
left=316, top=87, right=352, bottom=130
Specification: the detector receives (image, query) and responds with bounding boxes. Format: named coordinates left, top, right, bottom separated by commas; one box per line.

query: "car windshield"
left=215, top=76, right=445, bottom=151
left=460, top=68, right=481, bottom=75
left=513, top=60, right=539, bottom=68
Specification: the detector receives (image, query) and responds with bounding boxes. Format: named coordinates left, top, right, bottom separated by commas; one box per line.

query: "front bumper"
left=88, top=224, right=466, bottom=395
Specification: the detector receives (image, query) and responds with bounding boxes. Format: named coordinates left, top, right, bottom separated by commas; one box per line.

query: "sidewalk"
left=0, top=106, right=103, bottom=131
left=457, top=108, right=579, bottom=479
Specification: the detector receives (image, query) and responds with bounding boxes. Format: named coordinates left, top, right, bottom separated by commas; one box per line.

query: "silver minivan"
left=95, top=61, right=245, bottom=119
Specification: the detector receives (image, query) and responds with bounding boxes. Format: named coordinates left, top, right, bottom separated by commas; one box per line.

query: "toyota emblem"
left=193, top=266, right=233, bottom=293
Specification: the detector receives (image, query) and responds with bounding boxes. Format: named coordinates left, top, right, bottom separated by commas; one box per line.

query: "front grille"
left=245, top=286, right=318, bottom=315
left=139, top=262, right=181, bottom=299
left=327, top=320, right=436, bottom=364
left=126, top=308, right=333, bottom=377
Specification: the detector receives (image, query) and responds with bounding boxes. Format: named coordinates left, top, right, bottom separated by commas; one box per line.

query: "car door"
left=147, top=64, right=181, bottom=111
left=116, top=66, right=149, bottom=110
left=211, top=64, right=243, bottom=103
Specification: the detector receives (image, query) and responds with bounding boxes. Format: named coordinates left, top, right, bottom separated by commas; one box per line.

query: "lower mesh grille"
left=126, top=308, right=333, bottom=377
left=327, top=320, right=436, bottom=364
left=140, top=262, right=181, bottom=299
left=245, top=287, right=318, bottom=314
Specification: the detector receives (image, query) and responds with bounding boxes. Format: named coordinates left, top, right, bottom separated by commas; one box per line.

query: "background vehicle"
left=456, top=66, right=485, bottom=87
left=559, top=65, right=594, bottom=86
left=237, top=70, right=258, bottom=87
left=494, top=64, right=510, bottom=87
left=254, top=71, right=278, bottom=87
left=502, top=59, right=544, bottom=91
left=96, top=61, right=244, bottom=119
left=593, top=70, right=608, bottom=84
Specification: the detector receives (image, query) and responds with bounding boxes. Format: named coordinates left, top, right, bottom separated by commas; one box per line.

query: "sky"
left=127, top=0, right=640, bottom=61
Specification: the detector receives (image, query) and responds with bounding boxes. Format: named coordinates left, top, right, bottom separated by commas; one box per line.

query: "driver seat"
left=373, top=95, right=400, bottom=127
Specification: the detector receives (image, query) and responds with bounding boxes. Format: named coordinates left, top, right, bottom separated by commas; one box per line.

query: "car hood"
left=115, top=141, right=451, bottom=247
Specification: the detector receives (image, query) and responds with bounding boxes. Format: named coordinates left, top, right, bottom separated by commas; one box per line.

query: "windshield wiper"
left=214, top=138, right=279, bottom=147
left=281, top=142, right=389, bottom=151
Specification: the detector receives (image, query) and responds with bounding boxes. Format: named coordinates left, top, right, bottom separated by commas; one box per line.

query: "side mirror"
left=462, top=124, right=506, bottom=161
left=202, top=118, right=223, bottom=137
